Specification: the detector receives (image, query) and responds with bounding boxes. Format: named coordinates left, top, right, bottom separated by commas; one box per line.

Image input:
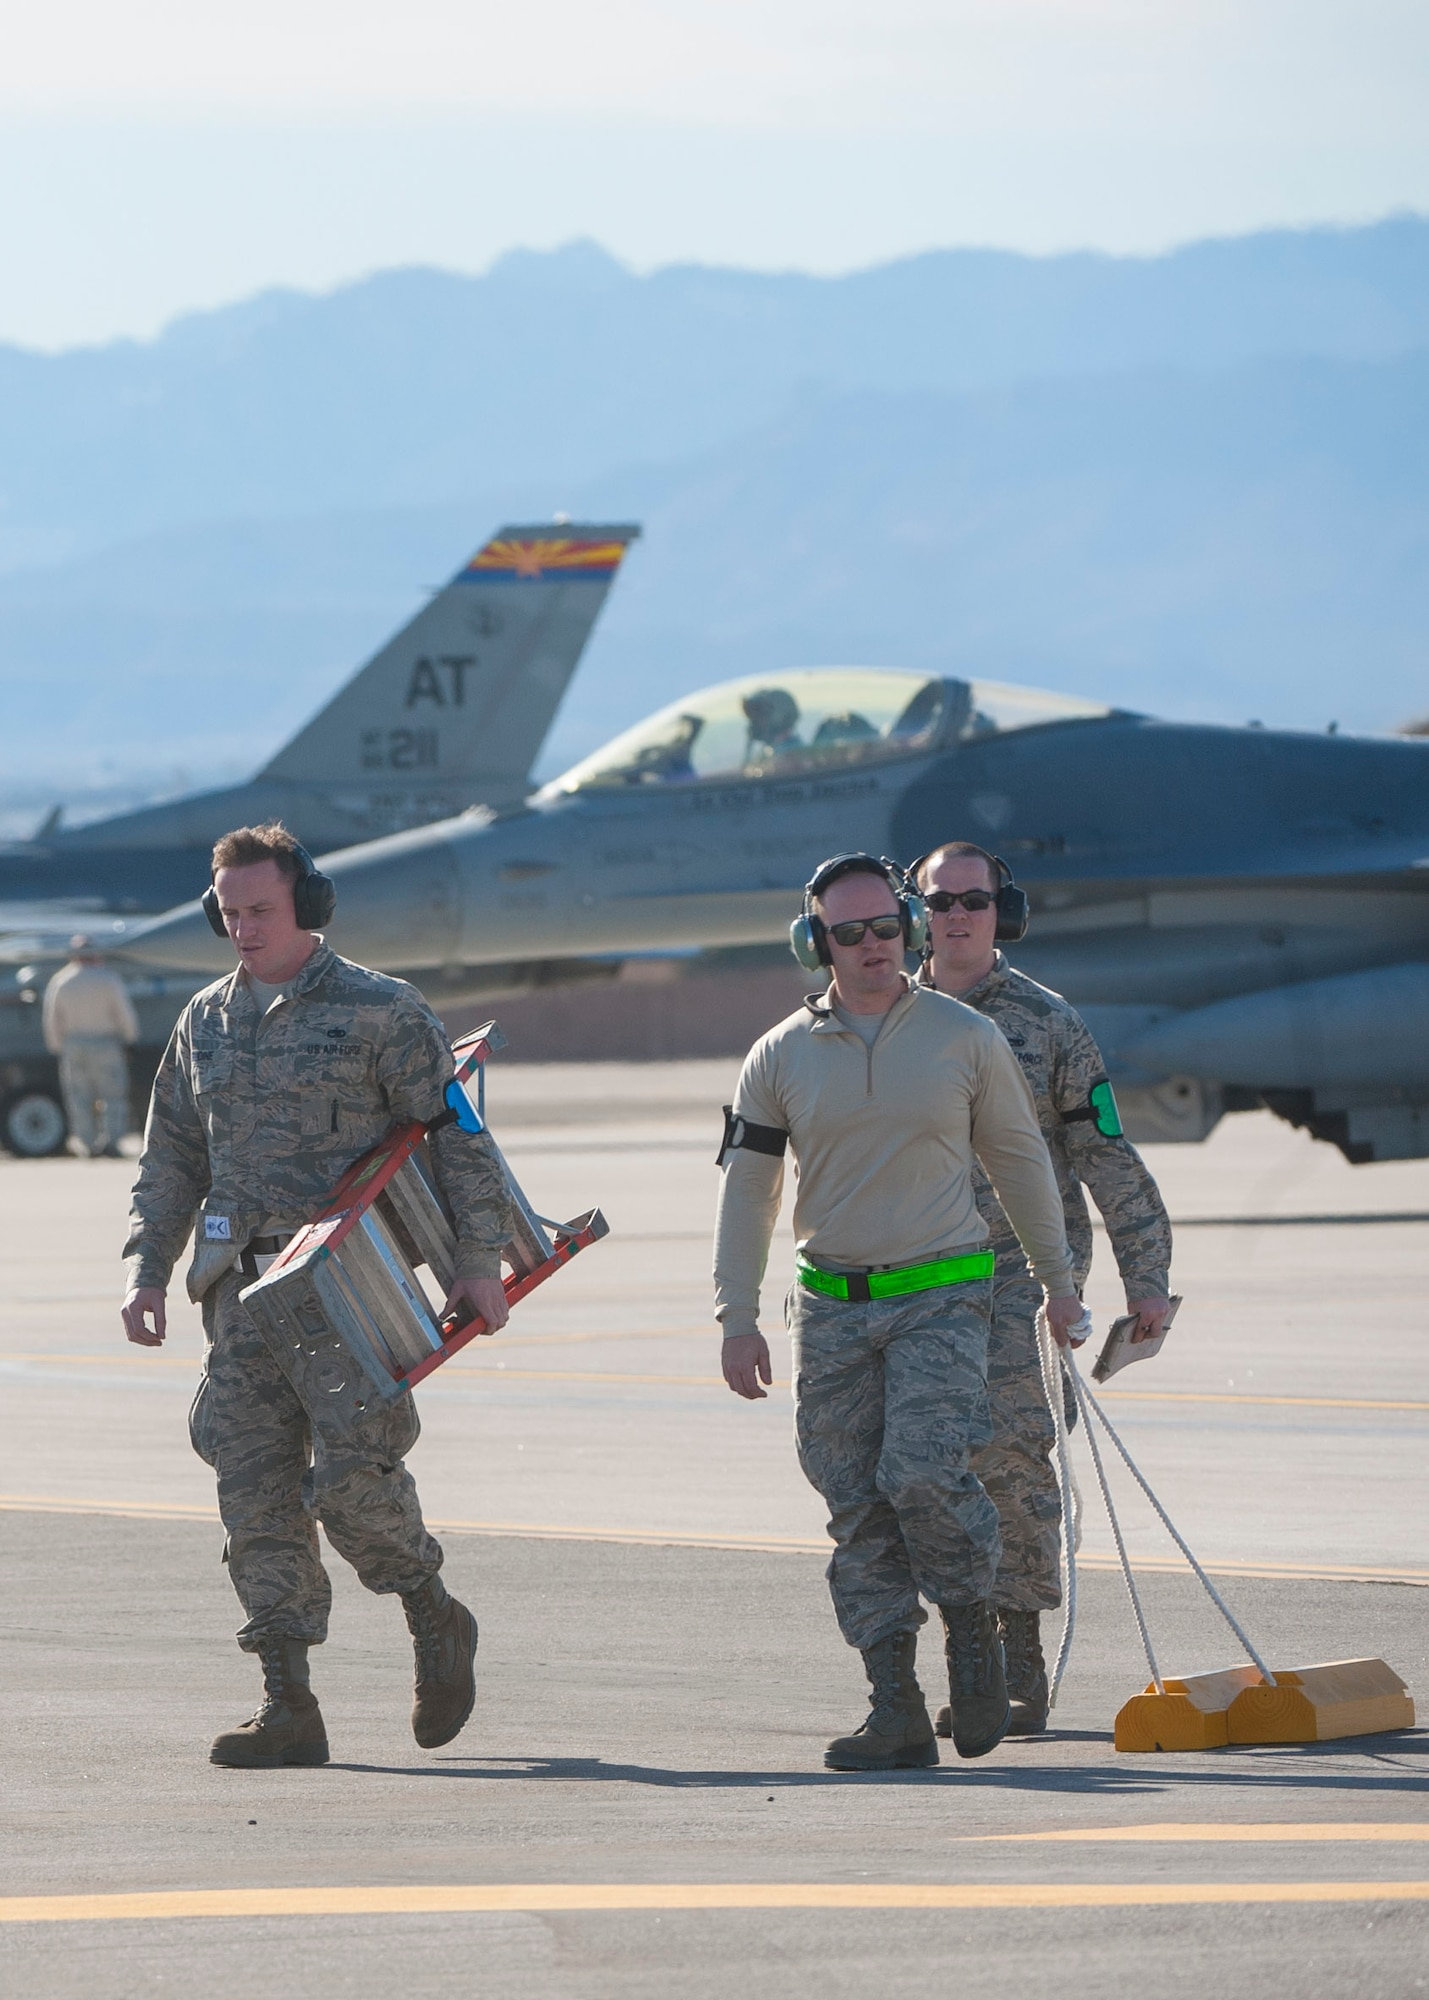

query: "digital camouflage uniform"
left=930, top=953, right=1173, bottom=1610
left=789, top=1278, right=998, bottom=1650
left=125, top=941, right=512, bottom=1653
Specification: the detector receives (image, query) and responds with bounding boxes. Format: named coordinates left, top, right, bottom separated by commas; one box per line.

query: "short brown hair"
left=211, top=822, right=305, bottom=883
left=914, top=841, right=1000, bottom=892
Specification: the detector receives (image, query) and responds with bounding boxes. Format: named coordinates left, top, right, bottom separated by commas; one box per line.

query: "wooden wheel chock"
left=1115, top=1657, right=1414, bottom=1752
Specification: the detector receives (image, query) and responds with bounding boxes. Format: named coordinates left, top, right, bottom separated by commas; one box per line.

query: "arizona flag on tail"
left=462, top=534, right=631, bottom=582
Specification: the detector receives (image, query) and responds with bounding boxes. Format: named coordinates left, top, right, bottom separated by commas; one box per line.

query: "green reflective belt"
left=796, top=1250, right=995, bottom=1304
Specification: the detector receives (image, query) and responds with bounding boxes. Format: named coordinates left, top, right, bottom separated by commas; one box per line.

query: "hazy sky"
left=3, top=0, right=1427, bottom=348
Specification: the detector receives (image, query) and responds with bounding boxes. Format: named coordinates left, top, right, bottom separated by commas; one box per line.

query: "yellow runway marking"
left=4, top=1882, right=1429, bottom=1923
left=1098, top=1389, right=1429, bottom=1413
left=2, top=1494, right=1426, bottom=1583
left=979, top=1824, right=1429, bottom=1843
left=5, top=1352, right=1425, bottom=1412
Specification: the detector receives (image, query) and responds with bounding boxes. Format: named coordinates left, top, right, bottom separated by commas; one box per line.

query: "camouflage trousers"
left=972, top=1247, right=1062, bottom=1611
left=59, top=1036, right=129, bottom=1154
left=189, top=1272, right=443, bottom=1652
left=788, top=1276, right=999, bottom=1652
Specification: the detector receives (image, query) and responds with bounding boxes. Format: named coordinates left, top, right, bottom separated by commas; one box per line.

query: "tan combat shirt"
left=42, top=962, right=139, bottom=1052
left=125, top=941, right=512, bottom=1299
left=713, top=980, right=1075, bottom=1341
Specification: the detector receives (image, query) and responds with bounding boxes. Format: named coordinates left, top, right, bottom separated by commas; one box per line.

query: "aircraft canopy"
left=545, top=668, right=1114, bottom=794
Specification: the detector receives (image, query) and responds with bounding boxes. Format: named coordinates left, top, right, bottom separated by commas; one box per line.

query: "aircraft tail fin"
left=259, top=523, right=639, bottom=810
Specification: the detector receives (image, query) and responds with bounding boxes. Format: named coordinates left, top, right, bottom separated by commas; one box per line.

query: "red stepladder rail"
left=239, top=1020, right=608, bottom=1443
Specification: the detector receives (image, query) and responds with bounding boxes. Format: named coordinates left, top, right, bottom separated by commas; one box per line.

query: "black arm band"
left=1059, top=1105, right=1096, bottom=1124
left=717, top=1104, right=789, bottom=1167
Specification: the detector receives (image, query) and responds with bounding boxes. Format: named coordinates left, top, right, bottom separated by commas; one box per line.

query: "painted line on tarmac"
left=4, top=1882, right=1429, bottom=1923
left=6, top=1353, right=1425, bottom=1414
left=1164, top=1212, right=1429, bottom=1229
left=6, top=1351, right=1424, bottom=1413
left=1, top=1494, right=1426, bottom=1584
left=1097, top=1388, right=1429, bottom=1413
left=976, top=1824, right=1429, bottom=1844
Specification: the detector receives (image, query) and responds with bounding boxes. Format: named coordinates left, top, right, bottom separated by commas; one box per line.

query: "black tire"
left=1, top=1089, right=69, bottom=1158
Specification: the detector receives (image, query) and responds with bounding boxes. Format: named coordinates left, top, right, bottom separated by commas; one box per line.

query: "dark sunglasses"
left=924, top=889, right=995, bottom=913
left=826, top=914, right=905, bottom=947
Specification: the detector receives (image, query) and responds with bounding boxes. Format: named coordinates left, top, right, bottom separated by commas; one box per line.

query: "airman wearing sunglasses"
left=714, top=853, right=1083, bottom=1771
left=915, top=841, right=1173, bottom=1738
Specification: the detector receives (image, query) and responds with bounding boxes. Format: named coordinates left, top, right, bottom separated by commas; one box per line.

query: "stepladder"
left=239, top=1020, right=608, bottom=1442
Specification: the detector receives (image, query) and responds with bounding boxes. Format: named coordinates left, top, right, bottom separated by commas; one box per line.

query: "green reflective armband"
left=1089, top=1079, right=1123, bottom=1137
left=1061, top=1077, right=1124, bottom=1138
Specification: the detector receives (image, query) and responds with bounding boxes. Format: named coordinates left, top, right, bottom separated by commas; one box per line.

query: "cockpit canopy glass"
left=542, top=669, right=1114, bottom=795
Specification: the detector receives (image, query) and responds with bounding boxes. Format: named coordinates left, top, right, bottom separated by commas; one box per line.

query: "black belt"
left=239, top=1233, right=293, bottom=1278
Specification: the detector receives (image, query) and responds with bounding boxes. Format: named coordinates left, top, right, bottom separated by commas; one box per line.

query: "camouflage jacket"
left=922, top=954, right=1172, bottom=1299
left=124, top=941, right=512, bottom=1298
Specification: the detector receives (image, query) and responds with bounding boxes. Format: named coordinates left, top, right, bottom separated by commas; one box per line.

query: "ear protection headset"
left=788, top=853, right=929, bottom=972
left=203, top=843, right=338, bottom=938
left=906, top=844, right=1029, bottom=944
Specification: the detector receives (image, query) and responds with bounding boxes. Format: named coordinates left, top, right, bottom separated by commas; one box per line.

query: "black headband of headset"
left=905, top=843, right=1012, bottom=892
left=802, top=852, right=914, bottom=910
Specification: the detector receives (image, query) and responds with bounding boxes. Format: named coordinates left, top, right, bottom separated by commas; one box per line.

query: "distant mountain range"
left=2, top=219, right=1427, bottom=825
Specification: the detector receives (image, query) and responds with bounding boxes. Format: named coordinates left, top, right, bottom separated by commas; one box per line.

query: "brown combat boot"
left=937, top=1601, right=1010, bottom=1759
left=999, top=1608, right=1050, bottom=1735
left=210, top=1636, right=329, bottom=1768
left=823, top=1630, right=939, bottom=1771
left=935, top=1608, right=1048, bottom=1739
left=402, top=1575, right=478, bottom=1749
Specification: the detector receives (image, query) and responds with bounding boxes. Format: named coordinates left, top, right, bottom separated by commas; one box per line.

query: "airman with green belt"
left=715, top=852, right=1086, bottom=1771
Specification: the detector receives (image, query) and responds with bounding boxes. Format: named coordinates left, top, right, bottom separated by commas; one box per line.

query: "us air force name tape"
left=1059, top=1078, right=1124, bottom=1138
left=717, top=1105, right=790, bottom=1167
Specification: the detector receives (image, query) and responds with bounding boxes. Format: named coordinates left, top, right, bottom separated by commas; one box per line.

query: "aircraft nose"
left=117, top=827, right=467, bottom=975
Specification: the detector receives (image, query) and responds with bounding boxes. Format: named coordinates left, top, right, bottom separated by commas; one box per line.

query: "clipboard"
left=1091, top=1295, right=1182, bottom=1383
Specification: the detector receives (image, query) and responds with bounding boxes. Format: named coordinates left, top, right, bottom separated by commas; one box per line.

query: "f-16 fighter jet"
left=122, top=665, right=1429, bottom=1163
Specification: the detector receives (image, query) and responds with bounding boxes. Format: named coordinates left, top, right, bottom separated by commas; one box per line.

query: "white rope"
left=1035, top=1310, right=1082, bottom=1707
left=1067, top=1352, right=1278, bottom=1686
left=1063, top=1349, right=1165, bottom=1694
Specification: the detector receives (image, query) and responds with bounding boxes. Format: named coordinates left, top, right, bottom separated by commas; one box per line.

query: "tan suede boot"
left=823, top=1630, right=939, bottom=1771
left=402, top=1575, right=478, bottom=1749
left=210, top=1636, right=329, bottom=1769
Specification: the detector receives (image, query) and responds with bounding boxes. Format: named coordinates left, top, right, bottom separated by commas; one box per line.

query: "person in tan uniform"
left=43, top=936, right=139, bottom=1157
left=715, top=853, right=1086, bottom=1771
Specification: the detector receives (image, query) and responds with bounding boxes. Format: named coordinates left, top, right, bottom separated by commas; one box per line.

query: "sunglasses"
left=924, top=889, right=995, bottom=913
left=826, top=915, right=905, bottom=947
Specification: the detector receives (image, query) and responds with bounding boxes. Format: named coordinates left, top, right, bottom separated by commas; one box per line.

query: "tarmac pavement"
left=2, top=1066, right=1426, bottom=1996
